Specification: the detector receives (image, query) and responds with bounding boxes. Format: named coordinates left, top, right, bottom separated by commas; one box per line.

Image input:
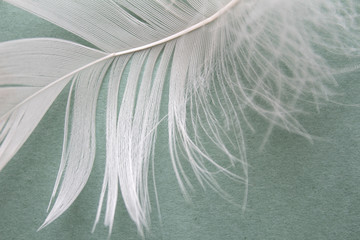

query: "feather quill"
left=0, top=0, right=359, bottom=236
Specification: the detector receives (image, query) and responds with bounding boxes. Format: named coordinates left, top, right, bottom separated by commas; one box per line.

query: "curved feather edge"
left=0, top=0, right=359, bottom=236
left=0, top=38, right=107, bottom=170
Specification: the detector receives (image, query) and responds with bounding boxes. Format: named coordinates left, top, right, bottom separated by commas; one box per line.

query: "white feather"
left=0, top=0, right=359, bottom=236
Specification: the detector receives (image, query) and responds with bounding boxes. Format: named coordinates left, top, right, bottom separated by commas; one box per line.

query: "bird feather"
left=0, top=0, right=359, bottom=236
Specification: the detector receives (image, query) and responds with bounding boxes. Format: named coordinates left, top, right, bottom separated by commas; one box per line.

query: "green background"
left=1, top=2, right=360, bottom=239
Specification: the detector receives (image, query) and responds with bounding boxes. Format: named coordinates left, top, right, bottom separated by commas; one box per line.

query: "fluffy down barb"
left=0, top=0, right=359, bottom=236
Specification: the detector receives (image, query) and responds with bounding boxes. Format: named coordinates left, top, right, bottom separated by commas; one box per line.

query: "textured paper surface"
left=0, top=2, right=359, bottom=239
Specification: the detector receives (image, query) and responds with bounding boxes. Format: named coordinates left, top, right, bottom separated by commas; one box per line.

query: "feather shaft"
left=0, top=0, right=239, bottom=124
